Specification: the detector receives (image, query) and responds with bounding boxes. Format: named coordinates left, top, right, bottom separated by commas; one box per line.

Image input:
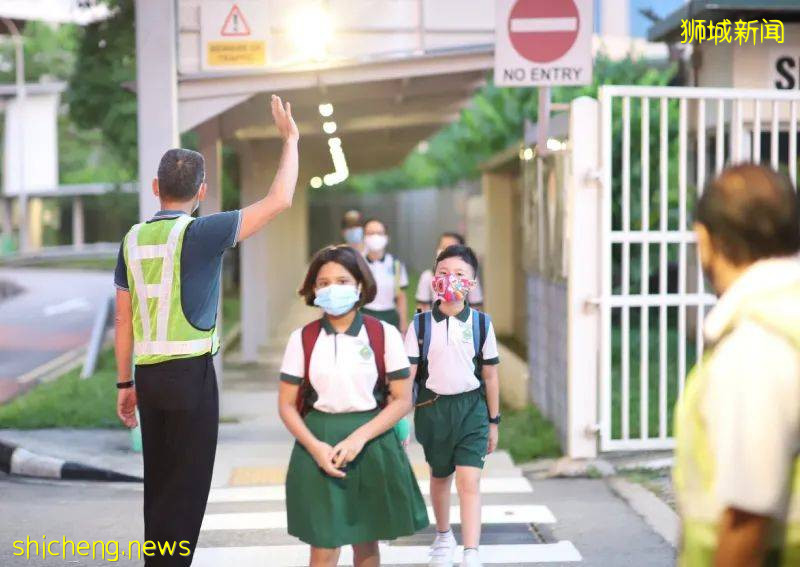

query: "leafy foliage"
left=344, top=56, right=677, bottom=193
left=66, top=0, right=137, bottom=174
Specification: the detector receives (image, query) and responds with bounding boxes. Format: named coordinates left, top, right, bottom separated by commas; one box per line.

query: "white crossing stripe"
left=207, top=477, right=532, bottom=503
left=201, top=505, right=556, bottom=531
left=193, top=541, right=582, bottom=565
left=510, top=17, right=577, bottom=33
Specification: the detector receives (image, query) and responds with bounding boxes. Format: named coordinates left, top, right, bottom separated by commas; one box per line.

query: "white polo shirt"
left=404, top=303, right=500, bottom=395
left=363, top=253, right=408, bottom=311
left=701, top=257, right=800, bottom=519
left=280, top=313, right=410, bottom=414
left=416, top=269, right=484, bottom=305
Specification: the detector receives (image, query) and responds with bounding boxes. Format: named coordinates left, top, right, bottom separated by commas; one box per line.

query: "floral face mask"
left=432, top=273, right=476, bottom=302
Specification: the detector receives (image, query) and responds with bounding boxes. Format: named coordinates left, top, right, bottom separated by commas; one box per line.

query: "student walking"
left=114, top=96, right=298, bottom=566
left=361, top=218, right=409, bottom=332
left=340, top=209, right=365, bottom=252
left=405, top=245, right=501, bottom=567
left=416, top=232, right=484, bottom=311
left=278, top=245, right=428, bottom=567
left=674, top=164, right=800, bottom=566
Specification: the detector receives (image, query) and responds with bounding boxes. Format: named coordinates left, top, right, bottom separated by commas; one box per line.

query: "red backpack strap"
left=362, top=315, right=387, bottom=403
left=296, top=319, right=323, bottom=415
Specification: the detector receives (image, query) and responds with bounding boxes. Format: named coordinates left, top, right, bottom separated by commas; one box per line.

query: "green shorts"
left=413, top=387, right=489, bottom=478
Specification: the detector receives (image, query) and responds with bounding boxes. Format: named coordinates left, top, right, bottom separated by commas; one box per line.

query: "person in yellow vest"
left=674, top=163, right=800, bottom=567
left=113, top=95, right=298, bottom=566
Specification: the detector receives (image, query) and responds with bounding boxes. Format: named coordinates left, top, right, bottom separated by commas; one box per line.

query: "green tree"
left=345, top=56, right=677, bottom=193
left=67, top=0, right=137, bottom=174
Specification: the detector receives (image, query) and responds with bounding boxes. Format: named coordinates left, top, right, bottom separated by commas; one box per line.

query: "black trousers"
left=135, top=353, right=219, bottom=567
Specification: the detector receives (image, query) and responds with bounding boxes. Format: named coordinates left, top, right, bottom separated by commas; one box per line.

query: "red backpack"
left=295, top=315, right=387, bottom=416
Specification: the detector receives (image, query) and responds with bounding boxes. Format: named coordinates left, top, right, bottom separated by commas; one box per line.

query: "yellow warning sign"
left=207, top=40, right=266, bottom=67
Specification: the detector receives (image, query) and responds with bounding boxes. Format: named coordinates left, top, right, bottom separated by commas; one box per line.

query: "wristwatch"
left=116, top=380, right=134, bottom=390
left=488, top=413, right=501, bottom=425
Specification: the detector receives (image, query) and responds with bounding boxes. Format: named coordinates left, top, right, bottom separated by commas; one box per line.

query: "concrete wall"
left=308, top=183, right=479, bottom=275
left=238, top=140, right=309, bottom=361
left=481, top=171, right=517, bottom=338
left=528, top=274, right=568, bottom=446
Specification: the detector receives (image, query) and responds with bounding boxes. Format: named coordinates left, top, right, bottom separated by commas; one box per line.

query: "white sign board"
left=495, top=0, right=593, bottom=87
left=201, top=1, right=269, bottom=70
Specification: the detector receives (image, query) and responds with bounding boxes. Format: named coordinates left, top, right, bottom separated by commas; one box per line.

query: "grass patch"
left=406, top=270, right=420, bottom=322
left=12, top=257, right=117, bottom=271
left=497, top=403, right=561, bottom=463
left=0, top=349, right=122, bottom=429
left=609, top=308, right=697, bottom=440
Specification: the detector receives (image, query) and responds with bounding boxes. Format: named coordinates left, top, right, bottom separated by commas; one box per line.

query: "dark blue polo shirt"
left=114, top=209, right=242, bottom=331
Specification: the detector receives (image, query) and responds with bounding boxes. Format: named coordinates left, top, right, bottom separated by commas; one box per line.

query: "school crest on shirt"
left=461, top=322, right=473, bottom=344
left=358, top=341, right=373, bottom=360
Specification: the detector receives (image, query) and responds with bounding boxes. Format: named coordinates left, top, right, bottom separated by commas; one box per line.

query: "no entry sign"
left=496, top=0, right=592, bottom=87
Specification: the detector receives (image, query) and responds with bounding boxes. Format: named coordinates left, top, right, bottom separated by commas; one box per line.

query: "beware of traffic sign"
left=201, top=1, right=268, bottom=70
left=220, top=4, right=251, bottom=37
left=496, top=0, right=592, bottom=87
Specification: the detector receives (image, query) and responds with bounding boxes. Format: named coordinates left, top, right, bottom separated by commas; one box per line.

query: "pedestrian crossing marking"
left=192, top=542, right=582, bottom=565
left=201, top=505, right=556, bottom=531
left=228, top=466, right=287, bottom=486
left=228, top=463, right=433, bottom=485
left=208, top=476, right=532, bottom=503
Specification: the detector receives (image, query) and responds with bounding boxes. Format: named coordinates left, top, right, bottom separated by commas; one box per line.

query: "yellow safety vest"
left=674, top=284, right=800, bottom=566
left=123, top=214, right=219, bottom=365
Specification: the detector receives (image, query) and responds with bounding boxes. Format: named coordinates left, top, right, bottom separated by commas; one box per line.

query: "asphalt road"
left=0, top=268, right=113, bottom=402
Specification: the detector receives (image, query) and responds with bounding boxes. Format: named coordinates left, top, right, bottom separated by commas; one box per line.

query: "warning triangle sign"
left=220, top=4, right=251, bottom=37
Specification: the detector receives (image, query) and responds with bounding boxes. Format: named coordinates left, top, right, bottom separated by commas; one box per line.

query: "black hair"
left=439, top=232, right=466, bottom=246
left=157, top=148, right=205, bottom=201
left=341, top=209, right=363, bottom=230
left=298, top=245, right=377, bottom=307
left=434, top=244, right=479, bottom=276
left=696, top=163, right=800, bottom=265
left=363, top=217, right=388, bottom=234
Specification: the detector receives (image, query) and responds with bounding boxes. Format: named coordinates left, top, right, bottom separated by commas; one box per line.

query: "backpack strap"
left=472, top=310, right=491, bottom=378
left=296, top=319, right=323, bottom=416
left=363, top=315, right=387, bottom=407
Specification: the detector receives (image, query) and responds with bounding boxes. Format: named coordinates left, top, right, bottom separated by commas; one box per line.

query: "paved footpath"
left=187, top=352, right=674, bottom=567
left=193, top=360, right=583, bottom=567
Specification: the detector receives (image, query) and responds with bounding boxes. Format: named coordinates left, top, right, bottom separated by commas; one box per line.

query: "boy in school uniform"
left=404, top=245, right=501, bottom=567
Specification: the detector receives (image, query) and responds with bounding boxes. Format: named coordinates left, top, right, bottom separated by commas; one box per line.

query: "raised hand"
left=271, top=94, right=299, bottom=142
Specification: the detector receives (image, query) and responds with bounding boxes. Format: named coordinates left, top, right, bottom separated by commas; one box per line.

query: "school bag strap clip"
left=295, top=315, right=387, bottom=417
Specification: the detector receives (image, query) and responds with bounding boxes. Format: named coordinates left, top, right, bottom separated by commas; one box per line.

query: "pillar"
left=197, top=118, right=224, bottom=383
left=482, top=171, right=516, bottom=337
left=72, top=196, right=85, bottom=249
left=135, top=0, right=178, bottom=221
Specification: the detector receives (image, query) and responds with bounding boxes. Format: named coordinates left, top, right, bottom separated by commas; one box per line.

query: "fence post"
left=566, top=96, right=600, bottom=459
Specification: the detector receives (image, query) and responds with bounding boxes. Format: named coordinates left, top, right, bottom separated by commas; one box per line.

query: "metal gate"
left=597, top=85, right=800, bottom=452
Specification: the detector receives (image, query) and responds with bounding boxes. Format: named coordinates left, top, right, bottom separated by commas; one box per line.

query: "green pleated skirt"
left=286, top=409, right=429, bottom=549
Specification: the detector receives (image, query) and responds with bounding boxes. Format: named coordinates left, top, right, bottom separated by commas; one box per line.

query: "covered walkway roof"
left=179, top=45, right=493, bottom=180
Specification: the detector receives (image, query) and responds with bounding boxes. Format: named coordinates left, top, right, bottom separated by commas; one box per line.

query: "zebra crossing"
left=193, top=472, right=582, bottom=566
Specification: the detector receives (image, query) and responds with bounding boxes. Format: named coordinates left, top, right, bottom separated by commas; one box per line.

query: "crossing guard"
left=114, top=95, right=298, bottom=566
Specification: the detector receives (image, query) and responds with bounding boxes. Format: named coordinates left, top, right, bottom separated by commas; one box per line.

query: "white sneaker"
left=460, top=548, right=482, bottom=567
left=429, top=530, right=457, bottom=567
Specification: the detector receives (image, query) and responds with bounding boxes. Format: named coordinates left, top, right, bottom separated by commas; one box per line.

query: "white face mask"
left=364, top=234, right=388, bottom=253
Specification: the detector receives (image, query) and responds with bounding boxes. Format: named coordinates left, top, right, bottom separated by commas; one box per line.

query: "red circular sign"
left=508, top=0, right=580, bottom=63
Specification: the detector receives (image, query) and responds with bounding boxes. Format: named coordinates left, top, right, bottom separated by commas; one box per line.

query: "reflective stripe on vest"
left=125, top=214, right=216, bottom=363
left=674, top=284, right=800, bottom=566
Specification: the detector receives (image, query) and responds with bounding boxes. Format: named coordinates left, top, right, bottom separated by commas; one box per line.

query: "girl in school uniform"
left=361, top=218, right=410, bottom=332
left=278, top=245, right=428, bottom=567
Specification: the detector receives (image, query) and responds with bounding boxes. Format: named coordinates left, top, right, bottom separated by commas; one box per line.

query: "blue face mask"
left=313, top=284, right=360, bottom=316
left=343, top=227, right=364, bottom=245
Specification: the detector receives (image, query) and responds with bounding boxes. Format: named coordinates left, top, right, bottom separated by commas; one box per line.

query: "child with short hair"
left=404, top=245, right=501, bottom=567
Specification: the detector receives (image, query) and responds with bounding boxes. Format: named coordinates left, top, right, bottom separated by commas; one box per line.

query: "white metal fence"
left=597, top=85, right=800, bottom=452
